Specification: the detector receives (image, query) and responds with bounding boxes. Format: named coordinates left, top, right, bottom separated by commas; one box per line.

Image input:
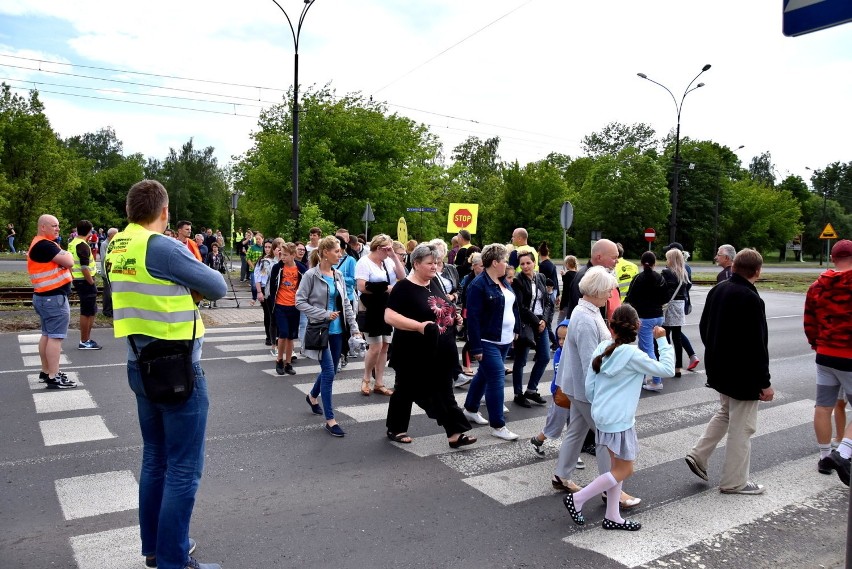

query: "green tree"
left=0, top=84, right=79, bottom=241
left=748, top=151, right=776, bottom=187
left=719, top=179, right=801, bottom=253
left=487, top=160, right=568, bottom=247
left=570, top=149, right=669, bottom=257
left=148, top=139, right=229, bottom=232
left=581, top=122, right=658, bottom=158
left=236, top=85, right=443, bottom=241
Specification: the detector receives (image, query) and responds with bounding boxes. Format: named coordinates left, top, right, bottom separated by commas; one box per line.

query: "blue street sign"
left=423, top=207, right=438, bottom=213
left=783, top=0, right=852, bottom=37
left=406, top=207, right=422, bottom=212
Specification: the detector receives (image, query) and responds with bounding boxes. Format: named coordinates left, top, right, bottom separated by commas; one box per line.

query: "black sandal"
left=602, top=518, right=641, bottom=531
left=448, top=433, right=477, bottom=449
left=386, top=431, right=412, bottom=444
left=563, top=493, right=585, bottom=526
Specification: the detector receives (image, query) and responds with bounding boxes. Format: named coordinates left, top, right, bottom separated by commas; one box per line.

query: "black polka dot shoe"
left=563, top=493, right=585, bottom=526
left=602, top=517, right=642, bottom=531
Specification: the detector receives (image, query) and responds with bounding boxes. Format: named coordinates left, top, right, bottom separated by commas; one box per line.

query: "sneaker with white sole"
left=78, top=339, right=102, bottom=350
left=529, top=436, right=545, bottom=457
left=642, top=380, right=663, bottom=392
left=491, top=426, right=519, bottom=441
left=453, top=373, right=473, bottom=388
left=576, top=457, right=585, bottom=469
left=463, top=409, right=489, bottom=425
left=720, top=481, right=764, bottom=495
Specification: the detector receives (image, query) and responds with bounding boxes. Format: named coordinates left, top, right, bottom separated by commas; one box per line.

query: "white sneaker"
left=642, top=380, right=664, bottom=392
left=503, top=405, right=510, bottom=414
left=576, top=457, right=585, bottom=469
left=491, top=426, right=519, bottom=441
left=453, top=373, right=473, bottom=388
left=463, top=409, right=489, bottom=425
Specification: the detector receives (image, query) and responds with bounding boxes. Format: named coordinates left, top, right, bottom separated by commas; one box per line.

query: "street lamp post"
left=271, top=0, right=318, bottom=241
left=637, top=64, right=711, bottom=244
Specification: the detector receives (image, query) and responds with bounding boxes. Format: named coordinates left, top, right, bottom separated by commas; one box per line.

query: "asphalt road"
left=0, top=287, right=847, bottom=569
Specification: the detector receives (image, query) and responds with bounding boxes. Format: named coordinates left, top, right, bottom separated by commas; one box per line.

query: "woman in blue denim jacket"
left=462, top=243, right=523, bottom=441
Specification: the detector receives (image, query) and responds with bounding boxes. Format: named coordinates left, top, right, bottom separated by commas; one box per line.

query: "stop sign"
left=452, top=208, right=473, bottom=228
left=644, top=228, right=656, bottom=242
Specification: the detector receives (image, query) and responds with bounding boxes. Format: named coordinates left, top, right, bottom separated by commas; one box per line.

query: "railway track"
left=0, top=286, right=103, bottom=307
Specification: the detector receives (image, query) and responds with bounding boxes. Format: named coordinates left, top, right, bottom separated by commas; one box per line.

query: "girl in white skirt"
left=564, top=304, right=674, bottom=531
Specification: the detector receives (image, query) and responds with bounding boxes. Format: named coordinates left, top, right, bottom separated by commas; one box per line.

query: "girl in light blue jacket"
left=564, top=304, right=674, bottom=532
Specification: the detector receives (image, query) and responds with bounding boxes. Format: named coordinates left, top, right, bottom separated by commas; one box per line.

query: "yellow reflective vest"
left=68, top=237, right=94, bottom=280
left=107, top=223, right=204, bottom=339
left=615, top=258, right=638, bottom=301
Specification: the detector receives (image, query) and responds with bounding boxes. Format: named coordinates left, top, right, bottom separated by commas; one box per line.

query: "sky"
left=0, top=0, right=851, bottom=187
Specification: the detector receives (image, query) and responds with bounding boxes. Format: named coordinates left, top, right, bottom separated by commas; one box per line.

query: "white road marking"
left=23, top=354, right=68, bottom=367
left=70, top=526, right=141, bottom=569
left=19, top=344, right=39, bottom=354
left=203, top=334, right=267, bottom=343
left=215, top=342, right=279, bottom=353
left=462, top=399, right=814, bottom=505
left=17, top=333, right=42, bottom=344
left=203, top=326, right=265, bottom=334
left=563, top=456, right=838, bottom=568
left=55, top=470, right=138, bottom=520
left=32, top=389, right=98, bottom=413
left=39, top=416, right=116, bottom=446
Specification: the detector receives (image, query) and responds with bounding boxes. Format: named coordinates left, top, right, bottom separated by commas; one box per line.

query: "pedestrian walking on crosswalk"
left=383, top=243, right=476, bottom=448
left=564, top=305, right=673, bottom=531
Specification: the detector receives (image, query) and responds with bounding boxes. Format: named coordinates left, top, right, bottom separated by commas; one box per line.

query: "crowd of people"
left=23, top=177, right=852, bottom=566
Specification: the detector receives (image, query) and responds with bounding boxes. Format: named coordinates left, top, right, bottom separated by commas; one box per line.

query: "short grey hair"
left=579, top=266, right=617, bottom=298
left=410, top=243, right=439, bottom=265
left=469, top=252, right=482, bottom=266
left=718, top=244, right=736, bottom=260
left=427, top=238, right=448, bottom=260
left=481, top=243, right=508, bottom=268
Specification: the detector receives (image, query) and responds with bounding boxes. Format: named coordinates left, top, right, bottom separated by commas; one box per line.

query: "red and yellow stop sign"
left=446, top=203, right=479, bottom=234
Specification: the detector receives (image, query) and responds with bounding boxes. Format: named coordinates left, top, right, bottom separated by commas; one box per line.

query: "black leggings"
left=664, top=326, right=683, bottom=369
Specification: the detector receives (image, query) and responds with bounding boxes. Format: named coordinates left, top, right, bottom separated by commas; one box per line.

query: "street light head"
left=736, top=145, right=745, bottom=150
left=702, top=64, right=711, bottom=71
left=696, top=83, right=705, bottom=88
left=637, top=73, right=647, bottom=79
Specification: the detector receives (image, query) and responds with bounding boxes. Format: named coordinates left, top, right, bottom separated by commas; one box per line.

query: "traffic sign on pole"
left=819, top=222, right=838, bottom=239
left=783, top=0, right=852, bottom=37
left=644, top=228, right=656, bottom=242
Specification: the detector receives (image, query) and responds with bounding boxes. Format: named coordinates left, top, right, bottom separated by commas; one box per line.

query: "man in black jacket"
left=685, top=248, right=774, bottom=494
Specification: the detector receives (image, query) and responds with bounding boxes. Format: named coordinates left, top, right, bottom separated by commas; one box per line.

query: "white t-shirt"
left=484, top=285, right=516, bottom=345
left=355, top=256, right=398, bottom=289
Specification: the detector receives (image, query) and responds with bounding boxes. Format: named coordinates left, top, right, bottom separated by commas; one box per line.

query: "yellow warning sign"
left=820, top=223, right=838, bottom=240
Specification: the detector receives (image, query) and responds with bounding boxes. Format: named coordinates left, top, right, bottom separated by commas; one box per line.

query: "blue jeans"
left=512, top=327, right=551, bottom=395
left=129, top=361, right=208, bottom=569
left=639, top=316, right=665, bottom=383
left=298, top=311, right=307, bottom=351
left=249, top=271, right=257, bottom=301
left=8, top=235, right=15, bottom=253
left=464, top=342, right=509, bottom=429
left=310, top=333, right=343, bottom=420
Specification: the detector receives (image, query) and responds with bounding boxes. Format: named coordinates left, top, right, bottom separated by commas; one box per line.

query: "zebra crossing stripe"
left=17, top=333, right=41, bottom=344
left=22, top=354, right=68, bottom=367
left=203, top=326, right=265, bottom=334
left=461, top=399, right=814, bottom=505
left=215, top=342, right=280, bottom=353
left=204, top=334, right=267, bottom=343
left=55, top=470, right=138, bottom=520
left=70, top=526, right=140, bottom=569
left=19, top=344, right=39, bottom=354
left=563, top=455, right=838, bottom=567
left=335, top=386, right=519, bottom=423
left=32, top=390, right=98, bottom=413
left=39, top=416, right=116, bottom=446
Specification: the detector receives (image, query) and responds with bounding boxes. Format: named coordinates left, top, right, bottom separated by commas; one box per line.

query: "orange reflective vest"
left=27, top=235, right=72, bottom=293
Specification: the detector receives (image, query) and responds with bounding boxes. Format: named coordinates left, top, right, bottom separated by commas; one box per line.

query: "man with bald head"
left=508, top=227, right=539, bottom=271
left=27, top=214, right=77, bottom=389
left=565, top=238, right=620, bottom=317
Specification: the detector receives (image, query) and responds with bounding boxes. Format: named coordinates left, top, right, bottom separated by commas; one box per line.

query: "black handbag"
left=516, top=320, right=537, bottom=349
left=304, top=320, right=330, bottom=350
left=130, top=313, right=196, bottom=405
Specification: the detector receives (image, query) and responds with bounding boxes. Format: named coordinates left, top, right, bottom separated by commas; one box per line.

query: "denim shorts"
left=33, top=294, right=70, bottom=338
left=73, top=280, right=98, bottom=317
left=275, top=304, right=300, bottom=340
